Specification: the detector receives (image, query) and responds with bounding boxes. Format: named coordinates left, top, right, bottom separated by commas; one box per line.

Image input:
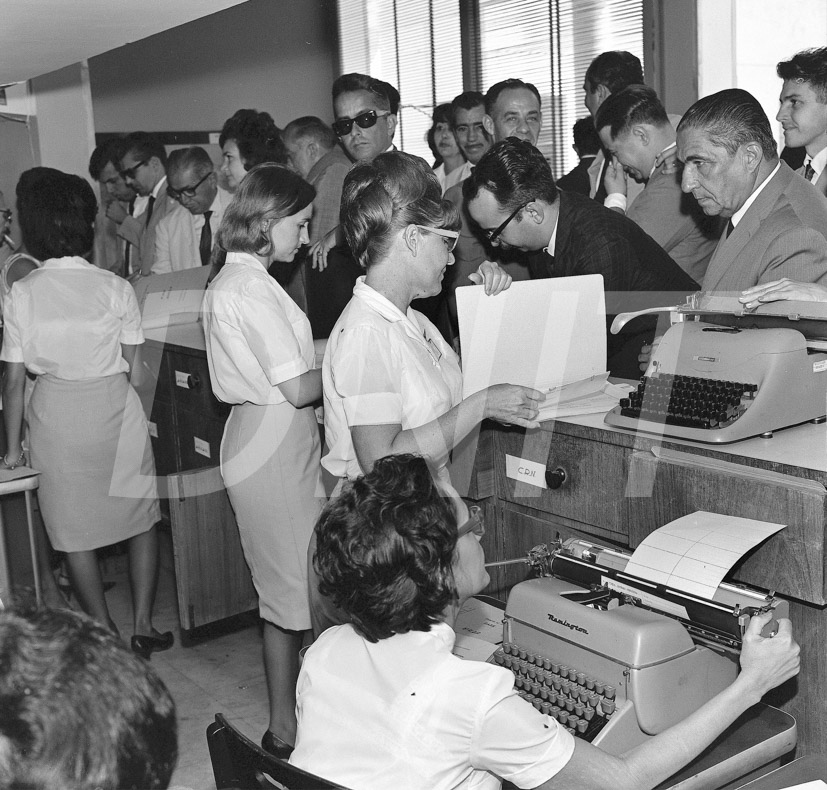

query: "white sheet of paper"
left=133, top=267, right=211, bottom=329
left=456, top=275, right=607, bottom=397
left=625, top=511, right=786, bottom=599
left=453, top=596, right=505, bottom=645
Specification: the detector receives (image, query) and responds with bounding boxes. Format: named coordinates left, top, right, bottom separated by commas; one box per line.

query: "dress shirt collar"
left=150, top=175, right=167, bottom=200
left=807, top=146, right=827, bottom=181
left=40, top=255, right=94, bottom=270
left=224, top=250, right=268, bottom=271
left=731, top=162, right=780, bottom=228
left=543, top=212, right=560, bottom=257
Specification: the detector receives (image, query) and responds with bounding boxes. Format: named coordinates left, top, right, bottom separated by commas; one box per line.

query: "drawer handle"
left=545, top=467, right=567, bottom=489
left=186, top=373, right=200, bottom=390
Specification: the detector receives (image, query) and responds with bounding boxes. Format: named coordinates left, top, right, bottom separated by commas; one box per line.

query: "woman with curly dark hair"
left=219, top=108, right=288, bottom=191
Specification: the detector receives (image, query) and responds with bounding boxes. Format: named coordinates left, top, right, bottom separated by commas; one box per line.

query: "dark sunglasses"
left=167, top=170, right=213, bottom=201
left=458, top=505, right=485, bottom=538
left=119, top=158, right=149, bottom=180
left=332, top=109, right=391, bottom=137
left=485, top=199, right=533, bottom=244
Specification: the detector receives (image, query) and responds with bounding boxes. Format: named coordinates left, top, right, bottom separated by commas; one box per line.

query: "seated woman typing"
left=291, top=454, right=800, bottom=790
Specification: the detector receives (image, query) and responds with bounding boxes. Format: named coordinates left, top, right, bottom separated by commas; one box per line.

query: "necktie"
left=123, top=197, right=135, bottom=276
left=145, top=195, right=156, bottom=224
left=804, top=161, right=816, bottom=183
left=199, top=211, right=213, bottom=266
left=594, top=156, right=610, bottom=203
left=724, top=219, right=735, bottom=239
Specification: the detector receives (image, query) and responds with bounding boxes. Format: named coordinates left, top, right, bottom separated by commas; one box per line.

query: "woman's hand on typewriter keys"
left=736, top=611, right=800, bottom=701
left=739, top=278, right=827, bottom=310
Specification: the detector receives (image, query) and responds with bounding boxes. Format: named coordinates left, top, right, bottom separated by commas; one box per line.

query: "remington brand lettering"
left=548, top=612, right=588, bottom=634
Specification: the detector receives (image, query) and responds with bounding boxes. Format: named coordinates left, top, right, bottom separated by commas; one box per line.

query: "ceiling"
left=1, top=0, right=248, bottom=85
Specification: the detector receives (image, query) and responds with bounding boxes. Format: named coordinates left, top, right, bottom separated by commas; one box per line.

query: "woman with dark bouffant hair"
left=219, top=108, right=288, bottom=191
left=0, top=167, right=170, bottom=659
left=202, top=162, right=323, bottom=758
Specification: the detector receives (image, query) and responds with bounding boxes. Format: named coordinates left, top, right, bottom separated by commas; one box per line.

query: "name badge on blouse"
left=425, top=336, right=443, bottom=364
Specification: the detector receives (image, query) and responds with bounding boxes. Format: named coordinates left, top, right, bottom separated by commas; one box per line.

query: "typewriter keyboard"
left=618, top=373, right=757, bottom=430
left=494, top=642, right=615, bottom=741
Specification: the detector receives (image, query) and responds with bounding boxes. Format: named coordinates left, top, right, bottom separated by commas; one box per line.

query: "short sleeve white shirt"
left=0, top=256, right=143, bottom=379
left=291, top=622, right=576, bottom=790
left=321, top=277, right=463, bottom=480
left=202, top=252, right=315, bottom=405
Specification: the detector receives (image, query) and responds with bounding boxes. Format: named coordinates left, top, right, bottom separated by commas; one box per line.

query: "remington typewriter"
left=603, top=293, right=827, bottom=443
left=492, top=537, right=788, bottom=754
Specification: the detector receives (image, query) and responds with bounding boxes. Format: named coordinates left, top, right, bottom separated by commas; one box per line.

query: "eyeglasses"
left=0, top=210, right=11, bottom=223
left=485, top=199, right=533, bottom=244
left=167, top=170, right=213, bottom=201
left=332, top=110, right=391, bottom=137
left=457, top=505, right=484, bottom=538
left=416, top=225, right=459, bottom=252
left=119, top=158, right=149, bottom=180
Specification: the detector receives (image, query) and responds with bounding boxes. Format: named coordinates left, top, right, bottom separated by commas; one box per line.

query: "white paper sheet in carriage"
left=624, top=511, right=787, bottom=600
left=456, top=275, right=607, bottom=398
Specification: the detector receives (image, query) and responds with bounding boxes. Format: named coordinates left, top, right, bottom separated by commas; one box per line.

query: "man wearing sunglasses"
left=153, top=147, right=231, bottom=275
left=118, top=132, right=174, bottom=279
left=303, top=74, right=401, bottom=338
left=464, top=138, right=699, bottom=380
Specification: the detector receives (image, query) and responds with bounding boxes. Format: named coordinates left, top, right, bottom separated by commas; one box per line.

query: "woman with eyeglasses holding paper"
left=313, top=152, right=542, bottom=633
left=202, top=163, right=323, bottom=758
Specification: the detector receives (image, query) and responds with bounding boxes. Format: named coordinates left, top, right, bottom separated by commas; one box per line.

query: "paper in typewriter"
left=456, top=276, right=610, bottom=420
left=625, top=511, right=786, bottom=599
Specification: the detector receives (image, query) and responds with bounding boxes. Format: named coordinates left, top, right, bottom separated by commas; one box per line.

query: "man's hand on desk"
left=734, top=611, right=799, bottom=702
left=739, top=278, right=827, bottom=309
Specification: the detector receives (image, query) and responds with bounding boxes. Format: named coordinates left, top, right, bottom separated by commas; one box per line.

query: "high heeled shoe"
left=131, top=631, right=174, bottom=660
left=261, top=730, right=294, bottom=759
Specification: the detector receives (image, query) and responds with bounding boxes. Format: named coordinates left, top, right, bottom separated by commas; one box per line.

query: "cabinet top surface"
left=537, top=411, right=826, bottom=478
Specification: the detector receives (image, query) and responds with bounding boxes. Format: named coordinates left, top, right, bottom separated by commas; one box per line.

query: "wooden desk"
left=476, top=415, right=826, bottom=757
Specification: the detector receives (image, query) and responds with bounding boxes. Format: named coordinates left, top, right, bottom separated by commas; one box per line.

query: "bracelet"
left=3, top=449, right=25, bottom=469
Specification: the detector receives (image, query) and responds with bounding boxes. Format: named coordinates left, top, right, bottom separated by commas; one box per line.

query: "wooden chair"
left=206, top=714, right=352, bottom=790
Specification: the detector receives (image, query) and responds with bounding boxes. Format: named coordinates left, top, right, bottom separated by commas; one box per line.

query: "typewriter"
left=493, top=537, right=788, bottom=754
left=603, top=293, right=827, bottom=443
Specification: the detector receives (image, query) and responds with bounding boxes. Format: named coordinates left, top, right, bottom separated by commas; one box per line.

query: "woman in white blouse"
left=0, top=168, right=168, bottom=658
left=202, top=163, right=323, bottom=758
left=323, top=151, right=542, bottom=489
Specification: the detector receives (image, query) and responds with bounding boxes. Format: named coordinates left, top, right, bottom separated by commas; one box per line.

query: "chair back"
left=206, top=713, right=352, bottom=790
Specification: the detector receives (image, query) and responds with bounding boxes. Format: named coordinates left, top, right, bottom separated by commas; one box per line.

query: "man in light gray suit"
left=677, top=88, right=827, bottom=292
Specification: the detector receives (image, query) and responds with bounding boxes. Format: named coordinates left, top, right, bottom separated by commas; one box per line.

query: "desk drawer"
left=166, top=350, right=230, bottom=422
left=495, top=427, right=632, bottom=536
left=176, top=411, right=225, bottom=470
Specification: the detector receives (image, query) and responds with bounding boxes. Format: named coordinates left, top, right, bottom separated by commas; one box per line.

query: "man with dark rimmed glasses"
left=464, top=137, right=699, bottom=380
left=153, top=146, right=232, bottom=275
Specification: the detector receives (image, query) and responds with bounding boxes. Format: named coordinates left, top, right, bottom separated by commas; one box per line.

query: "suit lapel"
left=702, top=165, right=791, bottom=290
left=816, top=168, right=827, bottom=197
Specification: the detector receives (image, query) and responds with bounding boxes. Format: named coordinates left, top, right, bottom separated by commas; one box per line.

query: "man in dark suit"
left=556, top=116, right=600, bottom=196
left=677, top=88, right=827, bottom=292
left=464, top=138, right=698, bottom=379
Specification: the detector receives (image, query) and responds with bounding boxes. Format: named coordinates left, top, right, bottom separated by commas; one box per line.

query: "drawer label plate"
left=194, top=437, right=211, bottom=458
left=147, top=421, right=158, bottom=438
left=175, top=370, right=190, bottom=388
left=505, top=454, right=547, bottom=488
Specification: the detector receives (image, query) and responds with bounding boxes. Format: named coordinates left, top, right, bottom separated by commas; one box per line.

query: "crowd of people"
left=4, top=42, right=827, bottom=790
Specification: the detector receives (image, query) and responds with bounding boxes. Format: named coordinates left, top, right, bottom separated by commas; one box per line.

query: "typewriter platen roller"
left=496, top=537, right=788, bottom=754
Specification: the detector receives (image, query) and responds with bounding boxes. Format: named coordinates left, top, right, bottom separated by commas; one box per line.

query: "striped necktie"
left=804, top=161, right=816, bottom=183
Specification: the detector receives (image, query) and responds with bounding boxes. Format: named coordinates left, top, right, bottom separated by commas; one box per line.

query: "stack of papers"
left=457, top=275, right=618, bottom=422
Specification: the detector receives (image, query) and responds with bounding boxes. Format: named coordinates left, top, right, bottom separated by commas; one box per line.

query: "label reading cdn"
left=175, top=370, right=190, bottom=388
left=505, top=454, right=547, bottom=489
left=194, top=437, right=211, bottom=458
left=814, top=359, right=827, bottom=373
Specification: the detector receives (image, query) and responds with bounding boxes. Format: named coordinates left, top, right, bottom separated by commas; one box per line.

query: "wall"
left=645, top=0, right=698, bottom=115
left=88, top=0, right=339, bottom=134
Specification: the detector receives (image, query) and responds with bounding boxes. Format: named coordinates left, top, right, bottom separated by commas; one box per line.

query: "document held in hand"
left=456, top=275, right=627, bottom=421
